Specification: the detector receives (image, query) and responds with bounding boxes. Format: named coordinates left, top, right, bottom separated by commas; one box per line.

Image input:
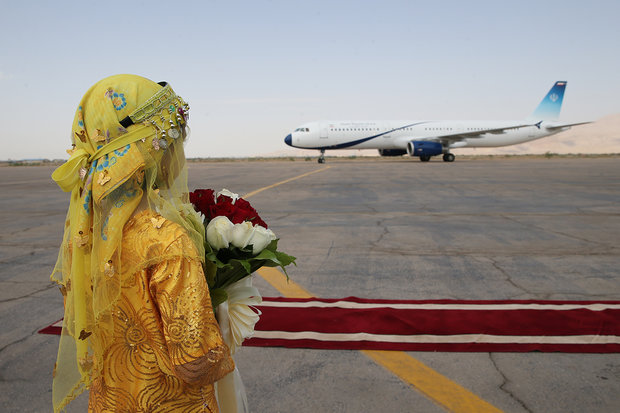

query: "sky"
left=1, top=0, right=619, bottom=160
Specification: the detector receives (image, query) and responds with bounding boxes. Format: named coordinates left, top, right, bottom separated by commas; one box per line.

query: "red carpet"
left=40, top=297, right=620, bottom=353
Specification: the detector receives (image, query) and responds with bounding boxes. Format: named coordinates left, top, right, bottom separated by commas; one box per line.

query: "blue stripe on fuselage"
left=303, top=121, right=429, bottom=150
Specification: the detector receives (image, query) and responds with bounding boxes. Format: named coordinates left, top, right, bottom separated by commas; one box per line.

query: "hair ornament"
left=168, top=127, right=180, bottom=140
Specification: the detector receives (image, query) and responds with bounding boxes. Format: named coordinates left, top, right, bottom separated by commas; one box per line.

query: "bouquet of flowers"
left=190, top=188, right=295, bottom=412
left=189, top=188, right=296, bottom=308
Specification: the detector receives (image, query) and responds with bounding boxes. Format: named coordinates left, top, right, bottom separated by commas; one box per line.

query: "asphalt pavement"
left=1, top=157, right=619, bottom=412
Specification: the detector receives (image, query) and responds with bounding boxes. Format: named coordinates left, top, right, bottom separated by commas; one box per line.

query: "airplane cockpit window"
left=294, top=128, right=311, bottom=132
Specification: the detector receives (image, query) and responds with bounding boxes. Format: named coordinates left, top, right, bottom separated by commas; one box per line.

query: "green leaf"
left=274, top=250, right=296, bottom=267
left=202, top=236, right=296, bottom=292
left=210, top=288, right=228, bottom=308
left=253, top=248, right=278, bottom=262
left=203, top=259, right=217, bottom=288
left=239, top=259, right=251, bottom=274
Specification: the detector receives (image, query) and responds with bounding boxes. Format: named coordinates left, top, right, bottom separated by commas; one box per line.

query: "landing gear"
left=419, top=155, right=431, bottom=162
left=318, top=149, right=326, bottom=164
left=442, top=153, right=455, bottom=162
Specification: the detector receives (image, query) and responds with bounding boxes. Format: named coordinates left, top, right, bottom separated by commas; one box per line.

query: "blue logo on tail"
left=529, top=81, right=567, bottom=121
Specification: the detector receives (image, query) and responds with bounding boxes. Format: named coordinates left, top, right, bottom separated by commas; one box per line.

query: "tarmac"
left=1, top=157, right=619, bottom=412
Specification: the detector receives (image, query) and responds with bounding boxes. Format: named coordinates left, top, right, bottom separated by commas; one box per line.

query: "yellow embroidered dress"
left=88, top=210, right=233, bottom=412
left=50, top=75, right=233, bottom=412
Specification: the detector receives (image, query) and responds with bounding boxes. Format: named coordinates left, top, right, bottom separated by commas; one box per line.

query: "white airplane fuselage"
left=287, top=120, right=568, bottom=150
left=284, top=81, right=589, bottom=162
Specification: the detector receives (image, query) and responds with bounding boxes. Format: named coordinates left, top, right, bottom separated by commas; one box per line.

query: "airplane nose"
left=284, top=134, right=292, bottom=146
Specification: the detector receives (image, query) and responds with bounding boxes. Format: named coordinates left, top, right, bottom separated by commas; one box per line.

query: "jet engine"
left=406, top=141, right=443, bottom=157
left=378, top=149, right=407, bottom=157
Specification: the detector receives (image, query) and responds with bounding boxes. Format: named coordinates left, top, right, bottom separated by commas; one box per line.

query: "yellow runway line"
left=256, top=267, right=503, bottom=413
left=250, top=167, right=504, bottom=413
left=256, top=267, right=313, bottom=298
left=242, top=166, right=331, bottom=199
left=362, top=350, right=503, bottom=413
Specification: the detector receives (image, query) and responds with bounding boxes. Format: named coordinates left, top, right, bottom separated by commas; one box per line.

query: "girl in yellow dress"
left=50, top=74, right=233, bottom=412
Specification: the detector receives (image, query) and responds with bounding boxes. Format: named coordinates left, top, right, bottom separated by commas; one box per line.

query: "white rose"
left=216, top=188, right=240, bottom=204
left=231, top=221, right=256, bottom=249
left=247, top=225, right=277, bottom=255
left=206, top=216, right=234, bottom=250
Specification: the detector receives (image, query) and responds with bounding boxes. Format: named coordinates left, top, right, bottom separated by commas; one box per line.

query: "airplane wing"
left=395, top=122, right=536, bottom=146
left=543, top=121, right=593, bottom=130
left=444, top=123, right=535, bottom=138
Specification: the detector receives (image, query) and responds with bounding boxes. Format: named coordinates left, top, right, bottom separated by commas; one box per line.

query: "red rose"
left=231, top=197, right=267, bottom=227
left=230, top=208, right=253, bottom=225
left=189, top=189, right=216, bottom=218
left=234, top=198, right=252, bottom=210
left=213, top=202, right=235, bottom=219
left=190, top=188, right=268, bottom=228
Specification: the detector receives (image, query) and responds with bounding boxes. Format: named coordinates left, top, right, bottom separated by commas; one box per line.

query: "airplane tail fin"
left=528, top=81, right=567, bottom=121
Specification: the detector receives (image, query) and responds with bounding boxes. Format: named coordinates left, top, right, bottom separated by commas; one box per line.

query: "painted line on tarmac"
left=242, top=166, right=331, bottom=199
left=247, top=167, right=504, bottom=412
left=256, top=267, right=313, bottom=298
left=256, top=267, right=503, bottom=413
left=362, top=350, right=503, bottom=413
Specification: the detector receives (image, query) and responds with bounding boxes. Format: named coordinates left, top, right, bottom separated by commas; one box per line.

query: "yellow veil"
left=50, top=74, right=205, bottom=412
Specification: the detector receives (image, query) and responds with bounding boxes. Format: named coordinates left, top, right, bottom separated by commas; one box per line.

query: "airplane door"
left=381, top=122, right=391, bottom=139
left=320, top=124, right=328, bottom=139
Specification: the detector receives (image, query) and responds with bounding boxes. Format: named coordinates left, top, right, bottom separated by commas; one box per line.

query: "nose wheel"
left=318, top=149, right=326, bottom=164
left=443, top=153, right=455, bottom=162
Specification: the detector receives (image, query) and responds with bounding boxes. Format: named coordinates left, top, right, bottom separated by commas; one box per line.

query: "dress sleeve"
left=149, top=253, right=234, bottom=385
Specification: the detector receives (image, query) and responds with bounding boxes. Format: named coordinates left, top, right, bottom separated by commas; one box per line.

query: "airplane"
left=284, top=81, right=591, bottom=163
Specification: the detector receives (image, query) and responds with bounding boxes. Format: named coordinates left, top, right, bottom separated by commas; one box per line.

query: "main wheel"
left=443, top=153, right=455, bottom=162
left=419, top=155, right=431, bottom=162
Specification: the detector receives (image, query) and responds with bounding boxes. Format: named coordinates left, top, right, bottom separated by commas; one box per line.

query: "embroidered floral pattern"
left=110, top=92, right=127, bottom=111
left=114, top=144, right=130, bottom=157
left=77, top=106, right=84, bottom=127
left=93, top=144, right=131, bottom=174
left=87, top=212, right=232, bottom=412
left=113, top=181, right=139, bottom=208
left=84, top=162, right=96, bottom=188
left=83, top=190, right=92, bottom=213
left=100, top=213, right=110, bottom=241
left=96, top=155, right=118, bottom=172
